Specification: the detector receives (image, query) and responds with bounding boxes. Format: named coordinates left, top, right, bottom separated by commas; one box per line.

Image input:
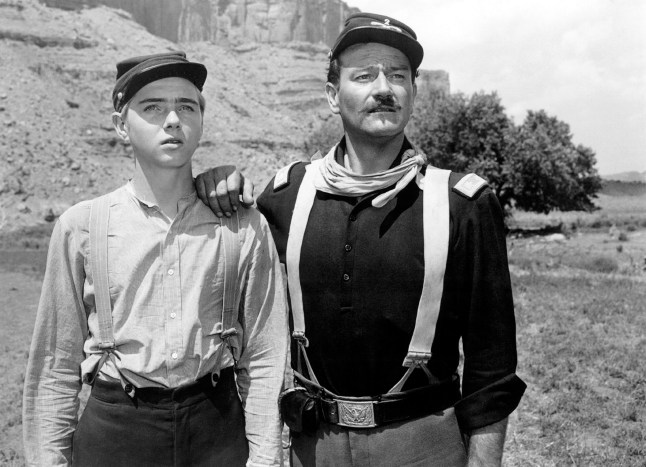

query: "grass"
left=1, top=191, right=645, bottom=466
left=509, top=192, right=646, bottom=233
left=505, top=272, right=646, bottom=466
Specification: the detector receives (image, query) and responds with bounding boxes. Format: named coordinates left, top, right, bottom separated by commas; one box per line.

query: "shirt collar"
left=125, top=181, right=198, bottom=210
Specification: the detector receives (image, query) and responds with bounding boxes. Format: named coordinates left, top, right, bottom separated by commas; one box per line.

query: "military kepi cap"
left=330, top=12, right=424, bottom=70
left=112, top=51, right=207, bottom=111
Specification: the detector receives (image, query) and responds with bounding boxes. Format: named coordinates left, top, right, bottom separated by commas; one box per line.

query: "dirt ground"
left=0, top=267, right=43, bottom=465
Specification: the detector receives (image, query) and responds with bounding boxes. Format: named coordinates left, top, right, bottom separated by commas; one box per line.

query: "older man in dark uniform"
left=198, top=11, right=525, bottom=467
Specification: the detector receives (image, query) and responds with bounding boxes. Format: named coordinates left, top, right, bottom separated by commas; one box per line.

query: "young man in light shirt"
left=23, top=52, right=289, bottom=467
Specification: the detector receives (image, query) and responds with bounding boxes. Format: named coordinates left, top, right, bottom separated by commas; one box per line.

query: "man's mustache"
left=367, top=96, right=400, bottom=113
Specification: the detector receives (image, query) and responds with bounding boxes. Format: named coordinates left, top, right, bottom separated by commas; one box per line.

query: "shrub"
left=578, top=255, right=619, bottom=273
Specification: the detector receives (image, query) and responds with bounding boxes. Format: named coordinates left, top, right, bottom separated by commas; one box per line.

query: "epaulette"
left=273, top=161, right=301, bottom=191
left=452, top=173, right=488, bottom=199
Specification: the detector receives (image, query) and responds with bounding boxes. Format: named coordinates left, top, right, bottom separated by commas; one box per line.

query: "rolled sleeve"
left=23, top=213, right=88, bottom=466
left=454, top=373, right=526, bottom=431
left=235, top=210, right=290, bottom=466
left=452, top=188, right=526, bottom=431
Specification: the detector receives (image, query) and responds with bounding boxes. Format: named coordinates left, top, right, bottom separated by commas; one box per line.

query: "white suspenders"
left=286, top=161, right=451, bottom=394
left=87, top=193, right=241, bottom=394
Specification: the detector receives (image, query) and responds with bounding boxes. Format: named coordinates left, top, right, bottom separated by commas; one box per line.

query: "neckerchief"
left=311, top=143, right=428, bottom=208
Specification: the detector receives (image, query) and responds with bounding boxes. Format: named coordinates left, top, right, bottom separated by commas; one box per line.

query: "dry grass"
left=2, top=199, right=645, bottom=465
left=504, top=270, right=646, bottom=466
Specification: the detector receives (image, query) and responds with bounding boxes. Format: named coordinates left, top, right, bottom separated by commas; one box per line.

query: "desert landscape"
left=1, top=1, right=645, bottom=466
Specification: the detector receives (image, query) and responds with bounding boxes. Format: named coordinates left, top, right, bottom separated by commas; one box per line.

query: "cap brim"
left=127, top=62, right=207, bottom=94
left=332, top=26, right=424, bottom=70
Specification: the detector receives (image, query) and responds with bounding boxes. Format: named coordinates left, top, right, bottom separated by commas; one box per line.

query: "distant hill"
left=602, top=171, right=646, bottom=183
left=600, top=180, right=646, bottom=197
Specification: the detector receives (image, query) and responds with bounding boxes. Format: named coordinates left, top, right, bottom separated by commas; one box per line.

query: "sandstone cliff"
left=40, top=0, right=359, bottom=46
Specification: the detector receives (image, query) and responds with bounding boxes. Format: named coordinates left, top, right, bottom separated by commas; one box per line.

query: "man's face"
left=326, top=42, right=416, bottom=142
left=113, top=77, right=203, bottom=171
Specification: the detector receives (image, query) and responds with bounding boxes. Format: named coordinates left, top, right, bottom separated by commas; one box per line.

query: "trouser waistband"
left=91, top=366, right=235, bottom=407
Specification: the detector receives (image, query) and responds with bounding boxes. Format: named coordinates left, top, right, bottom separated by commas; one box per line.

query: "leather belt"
left=319, top=375, right=461, bottom=428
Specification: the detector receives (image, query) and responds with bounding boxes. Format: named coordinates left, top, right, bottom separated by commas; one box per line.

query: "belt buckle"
left=336, top=400, right=377, bottom=428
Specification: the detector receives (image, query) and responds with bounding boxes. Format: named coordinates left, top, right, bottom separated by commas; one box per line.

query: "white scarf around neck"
left=310, top=144, right=428, bottom=208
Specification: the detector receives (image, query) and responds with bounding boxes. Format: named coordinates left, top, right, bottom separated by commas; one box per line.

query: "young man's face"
left=114, top=77, right=203, bottom=171
left=326, top=42, right=416, bottom=143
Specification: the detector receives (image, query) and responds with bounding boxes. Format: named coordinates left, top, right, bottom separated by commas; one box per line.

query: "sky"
left=346, top=0, right=645, bottom=175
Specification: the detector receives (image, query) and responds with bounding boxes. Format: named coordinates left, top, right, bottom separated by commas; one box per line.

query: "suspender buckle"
left=402, top=351, right=431, bottom=367
left=292, top=331, right=309, bottom=348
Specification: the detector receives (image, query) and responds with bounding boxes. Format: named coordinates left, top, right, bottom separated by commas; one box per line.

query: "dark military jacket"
left=257, top=138, right=525, bottom=431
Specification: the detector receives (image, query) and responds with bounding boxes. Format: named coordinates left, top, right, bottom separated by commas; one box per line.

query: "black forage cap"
left=330, top=12, right=424, bottom=70
left=112, top=51, right=207, bottom=111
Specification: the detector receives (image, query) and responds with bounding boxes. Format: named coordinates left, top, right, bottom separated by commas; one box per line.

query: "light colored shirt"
left=23, top=183, right=289, bottom=466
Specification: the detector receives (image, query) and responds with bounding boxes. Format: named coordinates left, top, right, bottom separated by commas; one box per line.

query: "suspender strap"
left=285, top=162, right=451, bottom=393
left=219, top=212, right=242, bottom=365
left=88, top=195, right=135, bottom=395
left=405, top=168, right=451, bottom=364
left=89, top=195, right=115, bottom=351
left=286, top=162, right=319, bottom=341
left=390, top=168, right=451, bottom=392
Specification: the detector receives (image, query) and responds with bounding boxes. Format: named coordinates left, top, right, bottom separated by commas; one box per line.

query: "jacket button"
left=344, top=244, right=352, bottom=252
left=343, top=274, right=350, bottom=281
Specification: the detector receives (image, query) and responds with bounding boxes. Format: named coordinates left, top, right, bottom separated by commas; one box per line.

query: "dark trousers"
left=72, top=367, right=248, bottom=467
left=291, top=407, right=467, bottom=467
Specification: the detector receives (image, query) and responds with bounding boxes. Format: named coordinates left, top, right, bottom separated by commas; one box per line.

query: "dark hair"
left=326, top=57, right=418, bottom=86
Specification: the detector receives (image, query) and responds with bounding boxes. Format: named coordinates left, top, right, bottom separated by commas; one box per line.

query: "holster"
left=279, top=387, right=320, bottom=434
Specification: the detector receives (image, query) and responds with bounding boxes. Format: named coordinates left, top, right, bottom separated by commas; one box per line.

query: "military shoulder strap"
left=273, top=161, right=301, bottom=191
left=453, top=173, right=487, bottom=199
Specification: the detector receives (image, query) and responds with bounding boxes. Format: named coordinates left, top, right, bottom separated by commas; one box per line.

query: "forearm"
left=237, top=216, right=290, bottom=465
left=23, top=217, right=87, bottom=466
left=466, top=417, right=508, bottom=467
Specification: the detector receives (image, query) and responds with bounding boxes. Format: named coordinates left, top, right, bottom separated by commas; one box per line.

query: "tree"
left=410, top=91, right=516, bottom=209
left=506, top=110, right=602, bottom=213
left=410, top=92, right=602, bottom=215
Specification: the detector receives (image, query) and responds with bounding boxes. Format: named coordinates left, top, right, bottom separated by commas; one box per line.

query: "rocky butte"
left=0, top=0, right=449, bottom=233
left=40, top=0, right=359, bottom=45
left=38, top=0, right=450, bottom=96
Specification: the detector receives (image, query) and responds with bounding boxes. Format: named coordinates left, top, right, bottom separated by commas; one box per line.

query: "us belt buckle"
left=337, top=400, right=377, bottom=428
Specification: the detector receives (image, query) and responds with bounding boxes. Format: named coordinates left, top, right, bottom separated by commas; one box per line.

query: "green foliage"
left=410, top=92, right=603, bottom=215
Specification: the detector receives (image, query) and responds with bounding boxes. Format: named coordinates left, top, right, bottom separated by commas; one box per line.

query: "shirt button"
left=171, top=352, right=178, bottom=359
left=344, top=244, right=352, bottom=252
left=168, top=268, right=175, bottom=276
left=170, top=312, right=176, bottom=319
left=343, top=274, right=350, bottom=281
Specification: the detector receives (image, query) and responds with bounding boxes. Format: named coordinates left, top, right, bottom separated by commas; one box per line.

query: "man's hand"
left=195, top=166, right=255, bottom=217
left=467, top=417, right=508, bottom=467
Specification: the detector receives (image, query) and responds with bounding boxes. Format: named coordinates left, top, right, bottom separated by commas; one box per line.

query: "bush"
left=578, top=255, right=619, bottom=273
